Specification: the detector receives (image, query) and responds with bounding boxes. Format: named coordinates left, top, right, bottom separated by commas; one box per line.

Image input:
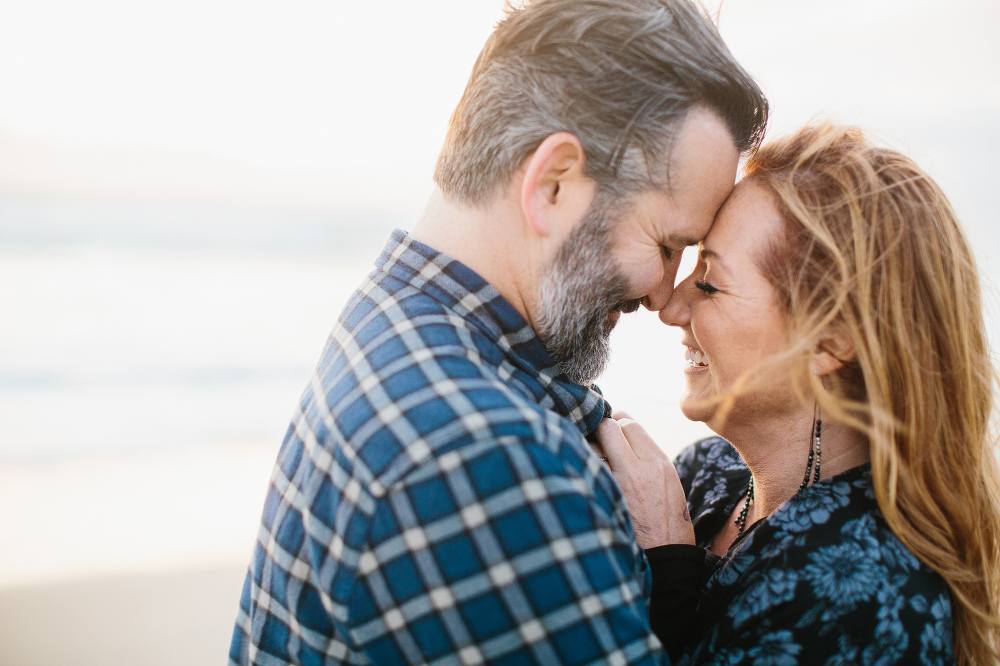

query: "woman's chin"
left=679, top=394, right=716, bottom=425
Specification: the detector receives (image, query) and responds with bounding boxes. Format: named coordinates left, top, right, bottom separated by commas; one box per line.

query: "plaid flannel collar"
left=376, top=229, right=611, bottom=438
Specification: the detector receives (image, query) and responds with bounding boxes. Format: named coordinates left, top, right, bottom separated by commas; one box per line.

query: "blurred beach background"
left=0, top=0, right=997, bottom=664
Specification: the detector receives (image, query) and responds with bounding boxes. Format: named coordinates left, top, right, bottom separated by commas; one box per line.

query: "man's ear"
left=811, top=325, right=857, bottom=376
left=520, top=132, right=595, bottom=239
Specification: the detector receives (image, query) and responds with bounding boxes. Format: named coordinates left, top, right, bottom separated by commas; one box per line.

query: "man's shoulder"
left=332, top=268, right=495, bottom=358
left=297, top=272, right=581, bottom=490
left=319, top=268, right=503, bottom=383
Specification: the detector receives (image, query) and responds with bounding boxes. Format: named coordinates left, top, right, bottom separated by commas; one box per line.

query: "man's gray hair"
left=435, top=0, right=768, bottom=205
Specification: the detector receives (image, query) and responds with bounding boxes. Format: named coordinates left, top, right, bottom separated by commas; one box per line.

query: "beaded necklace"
left=735, top=410, right=822, bottom=536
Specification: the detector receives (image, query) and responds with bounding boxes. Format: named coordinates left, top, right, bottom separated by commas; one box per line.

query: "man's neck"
left=409, top=188, right=540, bottom=327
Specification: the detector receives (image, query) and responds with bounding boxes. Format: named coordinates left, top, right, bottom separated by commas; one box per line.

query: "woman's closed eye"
left=694, top=279, right=718, bottom=294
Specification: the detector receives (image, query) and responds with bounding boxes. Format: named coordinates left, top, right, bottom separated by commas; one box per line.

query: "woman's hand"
left=593, top=415, right=695, bottom=549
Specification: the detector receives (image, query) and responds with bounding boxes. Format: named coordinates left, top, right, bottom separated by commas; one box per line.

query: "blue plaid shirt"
left=230, top=230, right=668, bottom=665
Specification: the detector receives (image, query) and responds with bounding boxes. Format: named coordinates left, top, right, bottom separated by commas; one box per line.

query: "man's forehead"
left=635, top=188, right=718, bottom=244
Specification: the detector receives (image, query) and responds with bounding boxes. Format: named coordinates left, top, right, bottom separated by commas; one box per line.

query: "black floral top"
left=670, top=437, right=954, bottom=665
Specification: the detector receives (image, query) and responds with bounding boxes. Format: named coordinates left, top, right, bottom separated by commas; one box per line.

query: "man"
left=230, top=0, right=766, bottom=663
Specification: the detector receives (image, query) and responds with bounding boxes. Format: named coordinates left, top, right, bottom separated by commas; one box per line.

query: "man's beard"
left=537, top=198, right=642, bottom=385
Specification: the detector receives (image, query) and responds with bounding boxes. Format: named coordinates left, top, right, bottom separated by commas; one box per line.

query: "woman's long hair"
left=744, top=124, right=1000, bottom=664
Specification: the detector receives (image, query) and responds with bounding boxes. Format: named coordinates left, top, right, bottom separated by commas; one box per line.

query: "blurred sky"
left=0, top=0, right=998, bottom=590
left=0, top=0, right=503, bottom=208
left=0, top=0, right=996, bottom=219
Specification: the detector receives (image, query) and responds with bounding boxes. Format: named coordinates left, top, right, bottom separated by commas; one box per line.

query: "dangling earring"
left=800, top=402, right=822, bottom=491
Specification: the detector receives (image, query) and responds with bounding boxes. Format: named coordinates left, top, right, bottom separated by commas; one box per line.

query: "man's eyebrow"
left=668, top=233, right=701, bottom=247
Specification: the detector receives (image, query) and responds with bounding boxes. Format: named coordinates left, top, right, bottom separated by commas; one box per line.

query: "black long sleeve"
left=645, top=544, right=718, bottom=661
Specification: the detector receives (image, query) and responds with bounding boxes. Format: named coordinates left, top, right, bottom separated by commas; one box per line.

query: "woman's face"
left=660, top=180, right=796, bottom=431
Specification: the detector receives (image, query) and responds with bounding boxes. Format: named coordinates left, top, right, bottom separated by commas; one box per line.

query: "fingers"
left=593, top=418, right=637, bottom=469
left=616, top=419, right=669, bottom=461
left=609, top=410, right=664, bottom=459
left=600, top=434, right=694, bottom=548
left=594, top=416, right=672, bottom=475
left=588, top=440, right=608, bottom=468
left=659, top=456, right=696, bottom=546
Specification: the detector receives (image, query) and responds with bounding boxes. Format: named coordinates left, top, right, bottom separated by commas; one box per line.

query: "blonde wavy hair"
left=742, top=123, right=1000, bottom=664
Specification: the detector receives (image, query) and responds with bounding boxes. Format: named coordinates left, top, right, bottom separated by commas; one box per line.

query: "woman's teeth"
left=685, top=348, right=709, bottom=367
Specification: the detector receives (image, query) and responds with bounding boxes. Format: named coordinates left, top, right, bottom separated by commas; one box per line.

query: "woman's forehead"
left=702, top=181, right=782, bottom=261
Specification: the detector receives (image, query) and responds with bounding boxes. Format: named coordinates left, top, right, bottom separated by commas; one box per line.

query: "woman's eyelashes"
left=694, top=279, right=718, bottom=294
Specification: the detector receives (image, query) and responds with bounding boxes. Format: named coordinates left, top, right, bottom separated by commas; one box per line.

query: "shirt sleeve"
left=644, top=544, right=717, bottom=661
left=344, top=434, right=672, bottom=665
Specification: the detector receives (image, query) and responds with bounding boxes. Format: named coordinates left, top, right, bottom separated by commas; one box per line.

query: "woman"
left=596, top=124, right=1000, bottom=664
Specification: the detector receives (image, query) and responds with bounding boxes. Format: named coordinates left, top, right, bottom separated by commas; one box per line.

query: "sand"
left=0, top=444, right=274, bottom=665
left=0, top=564, right=247, bottom=666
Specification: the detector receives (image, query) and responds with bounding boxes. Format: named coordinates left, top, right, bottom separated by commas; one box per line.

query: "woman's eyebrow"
left=699, top=247, right=723, bottom=265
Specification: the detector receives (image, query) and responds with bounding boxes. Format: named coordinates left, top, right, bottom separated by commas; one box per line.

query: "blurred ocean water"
left=0, top=197, right=405, bottom=463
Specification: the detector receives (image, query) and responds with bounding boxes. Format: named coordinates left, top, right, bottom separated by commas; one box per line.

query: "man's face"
left=537, top=108, right=740, bottom=384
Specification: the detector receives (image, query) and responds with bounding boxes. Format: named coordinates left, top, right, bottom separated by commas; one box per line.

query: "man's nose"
left=659, top=275, right=693, bottom=326
left=642, top=253, right=680, bottom=311
left=642, top=272, right=675, bottom=311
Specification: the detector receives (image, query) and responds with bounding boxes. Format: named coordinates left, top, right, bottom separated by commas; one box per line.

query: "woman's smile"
left=683, top=346, right=709, bottom=370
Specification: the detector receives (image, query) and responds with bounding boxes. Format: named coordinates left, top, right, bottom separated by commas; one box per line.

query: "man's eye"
left=694, top=280, right=718, bottom=294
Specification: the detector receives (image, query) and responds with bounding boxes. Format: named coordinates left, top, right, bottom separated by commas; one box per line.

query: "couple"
left=230, top=0, right=1000, bottom=664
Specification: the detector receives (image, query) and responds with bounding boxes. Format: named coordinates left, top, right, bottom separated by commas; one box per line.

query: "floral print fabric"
left=673, top=437, right=954, bottom=665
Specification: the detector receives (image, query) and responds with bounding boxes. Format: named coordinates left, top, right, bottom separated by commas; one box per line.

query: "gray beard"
left=536, top=201, right=642, bottom=385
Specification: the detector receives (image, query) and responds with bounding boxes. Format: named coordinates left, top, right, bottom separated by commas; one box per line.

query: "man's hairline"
left=462, top=104, right=742, bottom=214
left=601, top=105, right=740, bottom=246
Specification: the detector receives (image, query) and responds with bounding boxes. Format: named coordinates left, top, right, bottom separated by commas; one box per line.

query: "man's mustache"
left=615, top=298, right=643, bottom=314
